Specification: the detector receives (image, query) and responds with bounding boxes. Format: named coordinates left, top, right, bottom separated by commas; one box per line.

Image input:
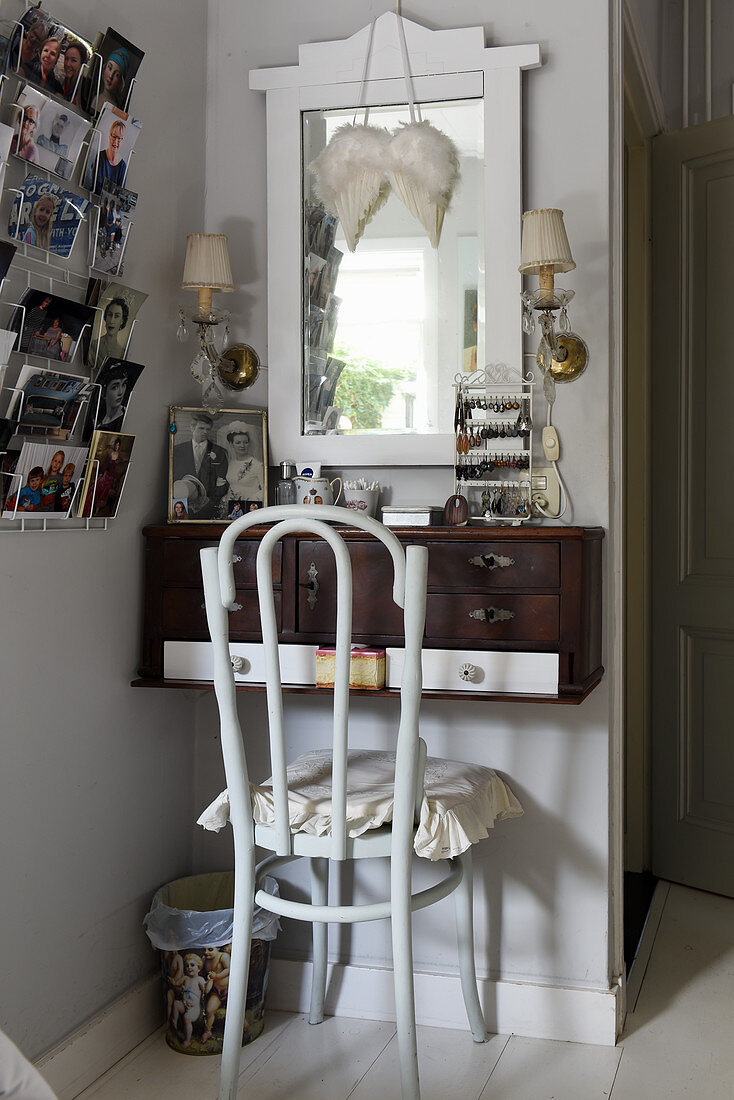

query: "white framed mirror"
left=250, top=14, right=540, bottom=466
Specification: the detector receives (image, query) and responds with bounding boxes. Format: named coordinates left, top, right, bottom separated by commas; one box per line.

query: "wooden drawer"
left=425, top=541, right=559, bottom=589
left=161, top=588, right=281, bottom=638
left=296, top=540, right=404, bottom=637
left=425, top=593, right=559, bottom=643
left=161, top=539, right=282, bottom=588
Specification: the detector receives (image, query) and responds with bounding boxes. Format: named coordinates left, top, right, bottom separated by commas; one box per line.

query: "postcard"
left=7, top=7, right=93, bottom=111
left=83, top=28, right=144, bottom=116
left=82, top=103, right=142, bottom=196
left=90, top=357, right=144, bottom=432
left=0, top=327, right=18, bottom=363
left=86, top=281, right=147, bottom=371
left=12, top=84, right=89, bottom=180
left=6, top=365, right=94, bottom=439
left=12, top=288, right=94, bottom=364
left=304, top=201, right=337, bottom=259
left=2, top=439, right=89, bottom=517
left=77, top=429, right=134, bottom=518
left=0, top=241, right=17, bottom=283
left=91, top=181, right=137, bottom=275
left=8, top=174, right=90, bottom=258
left=0, top=121, right=13, bottom=163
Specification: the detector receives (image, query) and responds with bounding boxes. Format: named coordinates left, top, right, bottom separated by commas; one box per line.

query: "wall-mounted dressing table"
left=134, top=523, right=603, bottom=704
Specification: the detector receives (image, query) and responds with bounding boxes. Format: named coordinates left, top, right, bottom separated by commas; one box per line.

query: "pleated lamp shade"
left=518, top=209, right=576, bottom=274
left=181, top=234, right=234, bottom=292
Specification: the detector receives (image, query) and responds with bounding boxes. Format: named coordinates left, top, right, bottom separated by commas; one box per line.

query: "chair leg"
left=391, top=847, right=420, bottom=1100
left=309, top=857, right=329, bottom=1025
left=453, top=849, right=487, bottom=1043
left=218, top=845, right=255, bottom=1100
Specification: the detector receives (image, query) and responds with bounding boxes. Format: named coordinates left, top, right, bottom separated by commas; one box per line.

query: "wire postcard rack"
left=0, top=3, right=141, bottom=532
left=453, top=364, right=535, bottom=525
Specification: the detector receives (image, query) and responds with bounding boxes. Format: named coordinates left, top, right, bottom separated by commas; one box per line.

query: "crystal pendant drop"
left=543, top=371, right=556, bottom=406
left=176, top=322, right=188, bottom=342
left=190, top=350, right=210, bottom=383
left=559, top=307, right=571, bottom=333
left=537, top=335, right=552, bottom=372
left=522, top=308, right=535, bottom=335
left=201, top=369, right=225, bottom=414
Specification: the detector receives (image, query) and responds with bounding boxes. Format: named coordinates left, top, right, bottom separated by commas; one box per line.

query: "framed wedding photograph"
left=168, top=406, right=268, bottom=523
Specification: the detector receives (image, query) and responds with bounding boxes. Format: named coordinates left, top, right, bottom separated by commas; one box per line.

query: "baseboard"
left=35, top=974, right=160, bottom=1099
left=267, top=957, right=620, bottom=1047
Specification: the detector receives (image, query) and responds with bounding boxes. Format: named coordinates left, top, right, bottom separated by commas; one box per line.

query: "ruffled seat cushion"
left=197, top=749, right=523, bottom=861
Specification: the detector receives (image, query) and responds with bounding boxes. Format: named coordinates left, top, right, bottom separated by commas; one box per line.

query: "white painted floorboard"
left=74, top=883, right=734, bottom=1100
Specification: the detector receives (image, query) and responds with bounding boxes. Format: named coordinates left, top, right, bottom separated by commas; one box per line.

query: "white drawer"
left=164, top=641, right=558, bottom=695
left=164, top=641, right=318, bottom=683
left=386, top=647, right=558, bottom=694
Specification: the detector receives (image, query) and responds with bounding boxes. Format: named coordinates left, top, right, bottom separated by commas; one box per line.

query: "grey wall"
left=0, top=0, right=206, bottom=1060
left=198, top=0, right=616, bottom=997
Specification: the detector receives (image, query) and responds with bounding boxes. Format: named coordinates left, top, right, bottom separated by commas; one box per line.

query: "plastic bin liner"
left=143, top=871, right=279, bottom=951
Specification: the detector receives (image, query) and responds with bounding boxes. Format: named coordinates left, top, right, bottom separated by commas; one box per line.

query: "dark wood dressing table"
left=135, top=524, right=603, bottom=704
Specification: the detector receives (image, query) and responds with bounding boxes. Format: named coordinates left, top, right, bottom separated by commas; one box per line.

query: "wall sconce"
left=519, top=208, right=588, bottom=398
left=177, top=233, right=260, bottom=411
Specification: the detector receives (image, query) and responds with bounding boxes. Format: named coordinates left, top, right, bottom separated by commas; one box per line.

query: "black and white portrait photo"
left=168, top=406, right=268, bottom=522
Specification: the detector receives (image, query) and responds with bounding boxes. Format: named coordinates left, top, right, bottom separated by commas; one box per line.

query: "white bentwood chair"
left=200, top=506, right=523, bottom=1100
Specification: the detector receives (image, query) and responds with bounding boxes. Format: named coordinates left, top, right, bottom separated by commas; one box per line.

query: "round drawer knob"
left=231, top=655, right=249, bottom=674
left=458, top=663, right=477, bottom=682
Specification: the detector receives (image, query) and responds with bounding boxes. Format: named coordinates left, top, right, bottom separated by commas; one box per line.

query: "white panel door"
left=652, top=115, right=734, bottom=896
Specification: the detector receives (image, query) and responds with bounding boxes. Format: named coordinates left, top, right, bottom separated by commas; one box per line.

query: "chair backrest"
left=200, top=505, right=428, bottom=861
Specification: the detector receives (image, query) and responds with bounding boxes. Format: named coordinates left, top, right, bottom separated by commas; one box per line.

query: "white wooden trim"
left=253, top=15, right=539, bottom=466
left=611, top=0, right=627, bottom=1031
left=267, top=957, right=620, bottom=1046
left=35, top=975, right=160, bottom=1100
left=250, top=14, right=540, bottom=91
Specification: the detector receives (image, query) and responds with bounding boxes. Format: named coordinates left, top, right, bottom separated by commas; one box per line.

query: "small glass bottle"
left=275, top=460, right=297, bottom=505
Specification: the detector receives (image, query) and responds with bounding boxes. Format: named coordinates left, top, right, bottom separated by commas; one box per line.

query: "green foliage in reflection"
left=333, top=342, right=413, bottom=430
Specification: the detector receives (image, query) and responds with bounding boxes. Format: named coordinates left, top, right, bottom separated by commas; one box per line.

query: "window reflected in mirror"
left=302, top=99, right=483, bottom=437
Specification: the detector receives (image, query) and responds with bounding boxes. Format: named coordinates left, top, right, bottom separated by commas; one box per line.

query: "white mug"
left=294, top=476, right=342, bottom=505
left=342, top=487, right=379, bottom=518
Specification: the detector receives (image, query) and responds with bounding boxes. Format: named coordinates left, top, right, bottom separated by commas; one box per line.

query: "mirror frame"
left=250, top=13, right=540, bottom=466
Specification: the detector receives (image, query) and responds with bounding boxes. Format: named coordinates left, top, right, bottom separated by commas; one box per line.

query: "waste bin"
left=143, top=871, right=279, bottom=1055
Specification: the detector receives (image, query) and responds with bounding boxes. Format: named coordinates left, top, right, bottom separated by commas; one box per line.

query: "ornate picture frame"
left=168, top=406, right=268, bottom=523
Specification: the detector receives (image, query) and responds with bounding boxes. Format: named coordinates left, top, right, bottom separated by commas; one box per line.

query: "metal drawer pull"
left=299, top=561, right=319, bottom=610
left=468, top=553, right=515, bottom=570
left=469, top=607, right=514, bottom=623
left=201, top=601, right=243, bottom=612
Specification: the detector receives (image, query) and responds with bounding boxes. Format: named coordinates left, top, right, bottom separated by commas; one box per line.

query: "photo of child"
left=15, top=466, right=43, bottom=511
left=8, top=176, right=90, bottom=260
left=2, top=441, right=87, bottom=518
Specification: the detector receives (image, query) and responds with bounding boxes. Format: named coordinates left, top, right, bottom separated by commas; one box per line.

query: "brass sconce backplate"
left=537, top=332, right=589, bottom=383
left=216, top=343, right=261, bottom=390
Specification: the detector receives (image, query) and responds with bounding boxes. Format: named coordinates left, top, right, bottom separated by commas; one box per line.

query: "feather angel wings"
left=309, top=119, right=460, bottom=252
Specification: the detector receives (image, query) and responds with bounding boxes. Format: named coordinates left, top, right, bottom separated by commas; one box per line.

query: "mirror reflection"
left=302, top=99, right=483, bottom=437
